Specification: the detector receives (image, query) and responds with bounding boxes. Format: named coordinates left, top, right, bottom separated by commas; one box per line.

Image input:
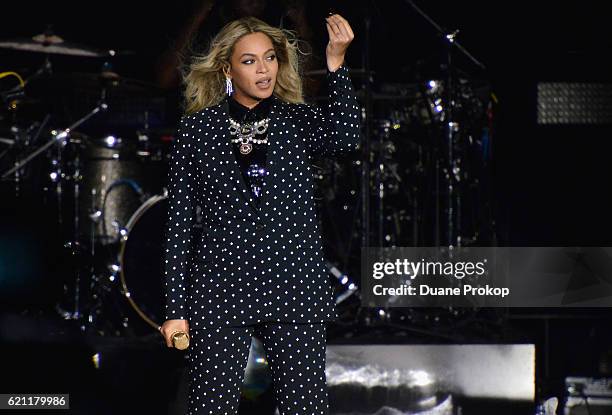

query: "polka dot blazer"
left=163, top=65, right=360, bottom=329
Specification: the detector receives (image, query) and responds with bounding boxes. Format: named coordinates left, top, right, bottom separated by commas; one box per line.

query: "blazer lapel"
left=216, top=95, right=281, bottom=217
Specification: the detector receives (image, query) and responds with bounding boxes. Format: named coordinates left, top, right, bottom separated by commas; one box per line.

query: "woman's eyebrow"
left=240, top=48, right=275, bottom=58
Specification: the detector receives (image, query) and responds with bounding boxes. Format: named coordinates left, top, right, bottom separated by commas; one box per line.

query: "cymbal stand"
left=2, top=102, right=108, bottom=326
left=361, top=13, right=373, bottom=254
left=1, top=102, right=108, bottom=179
left=402, top=0, right=486, bottom=248
left=0, top=57, right=53, bottom=196
left=354, top=1, right=399, bottom=327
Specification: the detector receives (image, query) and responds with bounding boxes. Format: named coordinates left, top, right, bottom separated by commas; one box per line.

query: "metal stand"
left=1, top=103, right=108, bottom=180
left=361, top=14, right=373, bottom=253
left=2, top=101, right=108, bottom=326
left=402, top=0, right=486, bottom=248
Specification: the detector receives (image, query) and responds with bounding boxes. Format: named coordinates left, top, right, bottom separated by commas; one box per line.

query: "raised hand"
left=325, top=14, right=355, bottom=72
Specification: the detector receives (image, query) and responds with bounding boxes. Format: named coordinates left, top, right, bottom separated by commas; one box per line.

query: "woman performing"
left=160, top=13, right=359, bottom=414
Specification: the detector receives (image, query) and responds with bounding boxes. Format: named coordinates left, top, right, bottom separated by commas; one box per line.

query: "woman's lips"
left=256, top=78, right=271, bottom=89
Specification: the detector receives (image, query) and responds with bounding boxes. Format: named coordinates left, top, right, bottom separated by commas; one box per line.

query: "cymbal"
left=305, top=67, right=375, bottom=77
left=32, top=33, right=64, bottom=45
left=35, top=71, right=163, bottom=96
left=0, top=34, right=110, bottom=57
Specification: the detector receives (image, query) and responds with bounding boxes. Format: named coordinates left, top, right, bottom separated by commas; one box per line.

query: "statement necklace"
left=229, top=117, right=270, bottom=155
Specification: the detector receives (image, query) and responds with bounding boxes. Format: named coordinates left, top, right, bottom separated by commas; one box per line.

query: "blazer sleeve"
left=305, top=64, right=361, bottom=157
left=162, top=115, right=196, bottom=321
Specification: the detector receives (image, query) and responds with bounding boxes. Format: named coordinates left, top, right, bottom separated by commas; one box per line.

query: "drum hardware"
left=1, top=9, right=497, bottom=339
left=55, top=192, right=170, bottom=336
left=400, top=0, right=487, bottom=248
left=69, top=127, right=170, bottom=334
left=79, top=130, right=169, bottom=246
left=114, top=194, right=168, bottom=335
left=309, top=3, right=495, bottom=332
left=24, top=66, right=166, bottom=138
left=97, top=178, right=146, bottom=244
left=54, top=99, right=167, bottom=334
left=1, top=103, right=108, bottom=180
left=2, top=108, right=105, bottom=180
left=0, top=27, right=116, bottom=57
left=326, top=261, right=359, bottom=305
left=0, top=115, right=51, bottom=192
left=1, top=37, right=170, bottom=335
left=0, top=99, right=109, bottom=325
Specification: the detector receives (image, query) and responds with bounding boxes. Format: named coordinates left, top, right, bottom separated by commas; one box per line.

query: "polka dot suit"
left=187, top=323, right=328, bottom=414
left=163, top=64, right=360, bottom=328
left=162, top=65, right=360, bottom=414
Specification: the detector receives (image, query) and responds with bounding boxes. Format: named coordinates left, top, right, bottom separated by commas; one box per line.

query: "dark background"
left=3, top=1, right=612, bottom=412
left=3, top=0, right=612, bottom=246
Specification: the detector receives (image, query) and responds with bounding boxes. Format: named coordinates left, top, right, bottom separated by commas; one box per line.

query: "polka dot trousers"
left=186, top=322, right=329, bottom=414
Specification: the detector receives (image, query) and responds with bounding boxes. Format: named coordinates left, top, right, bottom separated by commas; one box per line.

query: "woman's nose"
left=257, top=60, right=269, bottom=73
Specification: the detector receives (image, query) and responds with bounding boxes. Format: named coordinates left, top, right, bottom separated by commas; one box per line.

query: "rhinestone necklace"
left=229, top=117, right=270, bottom=155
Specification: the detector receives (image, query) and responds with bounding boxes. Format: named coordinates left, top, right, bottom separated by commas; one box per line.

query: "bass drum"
left=118, top=194, right=168, bottom=334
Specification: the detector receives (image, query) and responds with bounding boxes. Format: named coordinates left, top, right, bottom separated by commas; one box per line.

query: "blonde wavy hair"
left=182, top=16, right=306, bottom=114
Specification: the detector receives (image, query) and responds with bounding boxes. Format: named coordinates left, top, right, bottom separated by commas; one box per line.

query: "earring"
left=225, top=77, right=233, bottom=96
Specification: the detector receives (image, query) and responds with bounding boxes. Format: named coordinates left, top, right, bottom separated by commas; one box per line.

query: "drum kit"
left=310, top=74, right=493, bottom=246
left=305, top=2, right=497, bottom=335
left=307, top=69, right=495, bottom=334
left=0, top=15, right=497, bottom=415
left=1, top=16, right=495, bottom=340
left=0, top=30, right=175, bottom=337
left=0, top=29, right=366, bottom=338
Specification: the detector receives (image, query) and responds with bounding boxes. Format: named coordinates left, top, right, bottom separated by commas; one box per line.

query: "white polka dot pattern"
left=163, top=65, right=360, bottom=328
left=186, top=323, right=328, bottom=414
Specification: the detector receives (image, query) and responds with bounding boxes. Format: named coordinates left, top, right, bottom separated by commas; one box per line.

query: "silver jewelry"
left=229, top=117, right=269, bottom=155
left=225, top=77, right=233, bottom=96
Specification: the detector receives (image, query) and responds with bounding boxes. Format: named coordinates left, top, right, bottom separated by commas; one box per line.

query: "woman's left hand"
left=325, top=14, right=355, bottom=72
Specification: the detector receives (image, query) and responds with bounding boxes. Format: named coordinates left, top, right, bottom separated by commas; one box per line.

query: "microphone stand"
left=401, top=0, right=486, bottom=248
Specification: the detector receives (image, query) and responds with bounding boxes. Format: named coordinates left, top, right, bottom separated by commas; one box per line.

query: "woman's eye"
left=242, top=56, right=275, bottom=65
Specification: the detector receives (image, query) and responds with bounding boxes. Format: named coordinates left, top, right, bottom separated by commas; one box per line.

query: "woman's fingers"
left=327, top=18, right=344, bottom=41
left=160, top=319, right=189, bottom=348
left=335, top=14, right=355, bottom=39
left=329, top=15, right=351, bottom=41
left=326, top=14, right=354, bottom=45
left=325, top=21, right=332, bottom=38
left=161, top=327, right=173, bottom=348
left=325, top=14, right=353, bottom=70
left=326, top=20, right=340, bottom=39
left=328, top=17, right=343, bottom=37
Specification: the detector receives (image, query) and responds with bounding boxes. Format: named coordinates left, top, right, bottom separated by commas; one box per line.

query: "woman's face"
left=228, top=32, right=278, bottom=108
